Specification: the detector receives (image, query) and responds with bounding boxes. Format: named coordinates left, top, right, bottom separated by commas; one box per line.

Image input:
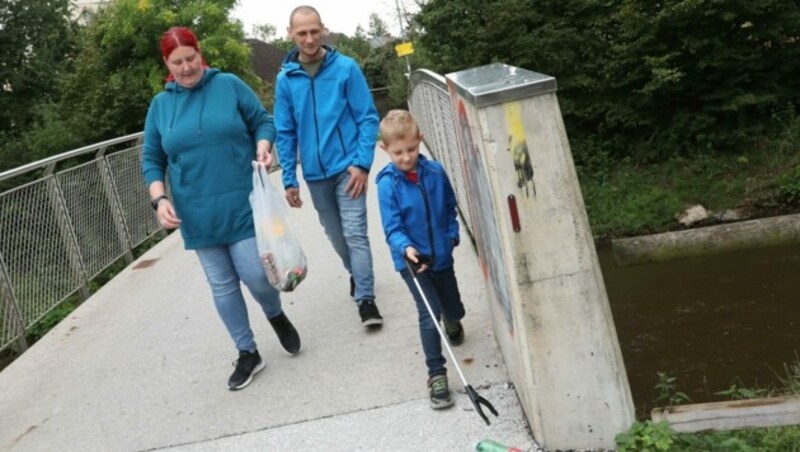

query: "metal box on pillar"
left=445, top=63, right=634, bottom=450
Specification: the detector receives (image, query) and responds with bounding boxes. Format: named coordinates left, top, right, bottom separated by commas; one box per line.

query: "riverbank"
left=579, top=139, right=800, bottom=242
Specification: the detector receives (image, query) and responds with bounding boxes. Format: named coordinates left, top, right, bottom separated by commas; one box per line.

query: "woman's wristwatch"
left=150, top=195, right=169, bottom=210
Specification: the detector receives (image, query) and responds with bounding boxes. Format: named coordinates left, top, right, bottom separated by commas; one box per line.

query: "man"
left=274, top=5, right=383, bottom=327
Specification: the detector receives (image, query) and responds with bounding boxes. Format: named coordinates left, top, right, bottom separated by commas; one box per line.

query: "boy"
left=375, top=110, right=466, bottom=409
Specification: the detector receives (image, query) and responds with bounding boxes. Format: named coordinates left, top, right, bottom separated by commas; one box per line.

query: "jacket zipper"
left=418, top=175, right=436, bottom=264
left=336, top=127, right=347, bottom=160
left=309, top=76, right=327, bottom=179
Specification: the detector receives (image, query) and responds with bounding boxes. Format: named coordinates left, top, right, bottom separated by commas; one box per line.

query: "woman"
left=141, top=26, right=300, bottom=391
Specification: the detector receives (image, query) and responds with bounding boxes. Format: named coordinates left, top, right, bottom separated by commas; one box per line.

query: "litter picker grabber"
left=404, top=256, right=499, bottom=425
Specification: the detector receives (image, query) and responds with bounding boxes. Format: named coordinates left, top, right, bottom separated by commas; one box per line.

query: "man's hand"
left=345, top=166, right=368, bottom=198
left=285, top=187, right=303, bottom=208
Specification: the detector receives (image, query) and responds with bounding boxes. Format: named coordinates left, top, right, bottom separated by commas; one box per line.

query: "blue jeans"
left=195, top=236, right=283, bottom=353
left=400, top=266, right=465, bottom=376
left=306, top=171, right=375, bottom=302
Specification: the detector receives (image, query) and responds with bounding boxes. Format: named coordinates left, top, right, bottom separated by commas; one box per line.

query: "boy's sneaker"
left=444, top=320, right=464, bottom=346
left=228, top=350, right=265, bottom=391
left=358, top=299, right=383, bottom=327
left=268, top=312, right=301, bottom=354
left=427, top=374, right=454, bottom=409
left=349, top=276, right=355, bottom=298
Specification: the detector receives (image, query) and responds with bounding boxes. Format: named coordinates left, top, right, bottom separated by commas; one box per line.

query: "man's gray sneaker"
left=358, top=299, right=383, bottom=327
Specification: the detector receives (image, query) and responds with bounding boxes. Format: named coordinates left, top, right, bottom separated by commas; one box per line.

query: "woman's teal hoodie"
left=142, top=68, right=276, bottom=249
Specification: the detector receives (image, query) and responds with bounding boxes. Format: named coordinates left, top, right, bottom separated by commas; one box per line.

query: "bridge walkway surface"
left=0, top=149, right=537, bottom=451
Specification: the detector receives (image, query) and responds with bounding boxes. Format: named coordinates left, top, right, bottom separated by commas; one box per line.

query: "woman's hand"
left=256, top=140, right=273, bottom=170
left=156, top=200, right=181, bottom=229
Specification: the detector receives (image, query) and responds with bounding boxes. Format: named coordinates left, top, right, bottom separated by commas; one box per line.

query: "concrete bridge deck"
left=0, top=149, right=537, bottom=451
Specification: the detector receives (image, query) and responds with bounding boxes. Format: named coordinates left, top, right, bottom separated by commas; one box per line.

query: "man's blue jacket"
left=274, top=46, right=379, bottom=188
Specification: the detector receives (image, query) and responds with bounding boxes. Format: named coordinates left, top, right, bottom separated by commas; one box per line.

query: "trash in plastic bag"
left=249, top=162, right=307, bottom=292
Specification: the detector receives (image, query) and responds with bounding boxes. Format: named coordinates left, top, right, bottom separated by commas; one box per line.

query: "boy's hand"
left=405, top=246, right=429, bottom=273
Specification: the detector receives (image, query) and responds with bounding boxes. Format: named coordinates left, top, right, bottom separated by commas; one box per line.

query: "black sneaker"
left=427, top=374, right=454, bottom=409
left=349, top=275, right=355, bottom=298
left=444, top=320, right=464, bottom=346
left=228, top=350, right=265, bottom=391
left=268, top=312, right=301, bottom=354
left=358, top=299, right=383, bottom=327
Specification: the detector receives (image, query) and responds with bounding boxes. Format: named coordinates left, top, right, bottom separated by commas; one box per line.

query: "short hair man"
left=273, top=5, right=383, bottom=327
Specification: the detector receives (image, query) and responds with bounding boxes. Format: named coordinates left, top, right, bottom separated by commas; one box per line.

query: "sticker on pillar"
left=505, top=101, right=535, bottom=198
left=452, top=96, right=514, bottom=335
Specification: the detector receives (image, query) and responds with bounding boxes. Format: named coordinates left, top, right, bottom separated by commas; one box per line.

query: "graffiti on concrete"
left=453, top=97, right=514, bottom=335
left=504, top=101, right=535, bottom=198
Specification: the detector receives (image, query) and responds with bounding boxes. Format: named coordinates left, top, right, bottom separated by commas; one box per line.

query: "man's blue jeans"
left=306, top=170, right=375, bottom=302
left=195, top=236, right=282, bottom=353
left=400, top=266, right=465, bottom=376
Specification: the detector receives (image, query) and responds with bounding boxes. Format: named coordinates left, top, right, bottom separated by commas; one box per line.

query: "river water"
left=598, top=242, right=800, bottom=415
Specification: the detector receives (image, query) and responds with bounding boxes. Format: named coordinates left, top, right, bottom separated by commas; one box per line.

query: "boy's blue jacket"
left=274, top=46, right=379, bottom=189
left=142, top=68, right=276, bottom=249
left=376, top=154, right=460, bottom=272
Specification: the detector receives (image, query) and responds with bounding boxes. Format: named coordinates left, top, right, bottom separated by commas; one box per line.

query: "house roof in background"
left=246, top=39, right=287, bottom=83
left=247, top=33, right=345, bottom=83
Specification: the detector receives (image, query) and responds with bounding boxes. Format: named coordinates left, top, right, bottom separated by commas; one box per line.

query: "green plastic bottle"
left=475, top=438, right=524, bottom=452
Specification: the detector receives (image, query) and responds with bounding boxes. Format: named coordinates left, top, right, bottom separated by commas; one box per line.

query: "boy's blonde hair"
left=380, top=110, right=420, bottom=145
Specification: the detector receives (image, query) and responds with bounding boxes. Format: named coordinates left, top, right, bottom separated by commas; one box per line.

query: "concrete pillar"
left=446, top=63, right=634, bottom=450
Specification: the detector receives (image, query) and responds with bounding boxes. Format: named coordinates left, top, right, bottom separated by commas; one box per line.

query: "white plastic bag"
left=249, top=162, right=307, bottom=292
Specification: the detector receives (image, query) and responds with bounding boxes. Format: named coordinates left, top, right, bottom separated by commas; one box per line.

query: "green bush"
left=27, top=300, right=77, bottom=342
left=414, top=0, right=800, bottom=163
left=615, top=420, right=675, bottom=451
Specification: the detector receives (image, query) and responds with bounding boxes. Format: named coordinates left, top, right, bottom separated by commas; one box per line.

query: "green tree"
left=251, top=23, right=276, bottom=42
left=412, top=0, right=800, bottom=162
left=0, top=0, right=75, bottom=135
left=1, top=0, right=261, bottom=172
left=368, top=12, right=389, bottom=39
left=335, top=29, right=372, bottom=62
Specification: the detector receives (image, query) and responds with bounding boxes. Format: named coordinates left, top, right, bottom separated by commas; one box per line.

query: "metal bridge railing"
left=0, top=70, right=458, bottom=355
left=407, top=69, right=473, bottom=235
left=0, top=132, right=162, bottom=353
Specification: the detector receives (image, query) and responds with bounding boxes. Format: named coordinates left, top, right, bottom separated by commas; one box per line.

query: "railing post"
left=0, top=252, right=28, bottom=352
left=44, top=173, right=91, bottom=300
left=444, top=63, right=634, bottom=449
left=96, top=147, right=134, bottom=264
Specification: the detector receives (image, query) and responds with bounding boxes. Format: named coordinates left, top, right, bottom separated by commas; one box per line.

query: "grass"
left=0, top=232, right=166, bottom=371
left=578, top=120, right=800, bottom=241
left=618, top=360, right=800, bottom=451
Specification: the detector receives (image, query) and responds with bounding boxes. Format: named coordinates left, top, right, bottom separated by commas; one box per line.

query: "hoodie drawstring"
left=168, top=93, right=177, bottom=134
left=197, top=88, right=205, bottom=135
left=165, top=70, right=209, bottom=135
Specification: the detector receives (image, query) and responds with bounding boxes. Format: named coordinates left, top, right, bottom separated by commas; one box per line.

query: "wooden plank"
left=651, top=396, right=800, bottom=433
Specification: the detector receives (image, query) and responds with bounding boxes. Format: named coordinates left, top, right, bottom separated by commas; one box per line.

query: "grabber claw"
left=465, top=384, right=499, bottom=425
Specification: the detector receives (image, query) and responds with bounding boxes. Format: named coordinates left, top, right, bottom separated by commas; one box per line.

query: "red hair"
left=161, top=27, right=206, bottom=81
left=161, top=26, right=199, bottom=60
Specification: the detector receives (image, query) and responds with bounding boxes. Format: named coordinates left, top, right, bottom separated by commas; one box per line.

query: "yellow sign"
left=395, top=42, right=414, bottom=57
